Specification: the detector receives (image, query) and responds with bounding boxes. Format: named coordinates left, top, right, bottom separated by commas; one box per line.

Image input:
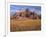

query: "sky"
left=10, top=5, right=41, bottom=15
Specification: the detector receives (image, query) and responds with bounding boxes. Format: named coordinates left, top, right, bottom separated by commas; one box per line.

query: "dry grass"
left=10, top=19, right=41, bottom=32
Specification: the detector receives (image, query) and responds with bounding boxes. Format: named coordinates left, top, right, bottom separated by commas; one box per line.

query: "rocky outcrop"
left=11, top=9, right=41, bottom=19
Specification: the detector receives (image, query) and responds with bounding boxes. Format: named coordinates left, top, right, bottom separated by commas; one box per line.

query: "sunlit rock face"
left=11, top=9, right=41, bottom=19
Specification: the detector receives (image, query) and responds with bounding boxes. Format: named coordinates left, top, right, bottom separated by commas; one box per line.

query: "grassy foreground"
left=10, top=19, right=41, bottom=32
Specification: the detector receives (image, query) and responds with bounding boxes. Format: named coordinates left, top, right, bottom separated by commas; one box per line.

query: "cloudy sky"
left=10, top=5, right=41, bottom=15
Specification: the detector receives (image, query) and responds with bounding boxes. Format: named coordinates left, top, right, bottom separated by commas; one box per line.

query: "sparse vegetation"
left=10, top=19, right=41, bottom=32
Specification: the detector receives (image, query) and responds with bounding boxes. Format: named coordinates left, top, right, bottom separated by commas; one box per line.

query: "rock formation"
left=11, top=8, right=41, bottom=19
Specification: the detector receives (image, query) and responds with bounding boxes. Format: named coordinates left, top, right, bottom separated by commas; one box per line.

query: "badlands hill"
left=10, top=9, right=41, bottom=19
